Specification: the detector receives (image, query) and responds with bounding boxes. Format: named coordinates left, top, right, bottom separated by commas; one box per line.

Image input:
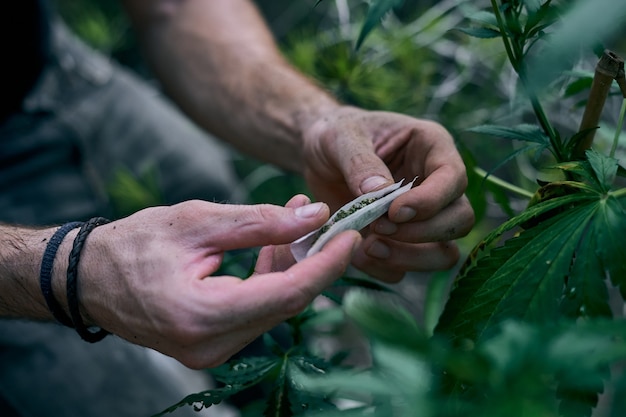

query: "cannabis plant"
left=156, top=0, right=626, bottom=416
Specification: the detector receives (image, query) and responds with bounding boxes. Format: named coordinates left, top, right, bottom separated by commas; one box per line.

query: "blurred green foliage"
left=54, top=0, right=514, bottom=227
left=53, top=1, right=626, bottom=417
left=54, top=0, right=513, bottom=243
left=53, top=0, right=148, bottom=73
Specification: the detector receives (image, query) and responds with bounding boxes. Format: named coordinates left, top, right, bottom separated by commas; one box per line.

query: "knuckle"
left=459, top=202, right=476, bottom=235
left=417, top=119, right=451, bottom=138
left=283, top=295, right=310, bottom=318
left=441, top=242, right=461, bottom=269
left=178, top=199, right=206, bottom=213
left=277, top=284, right=312, bottom=317
left=252, top=203, right=276, bottom=221
left=465, top=206, right=476, bottom=222
left=236, top=204, right=281, bottom=240
left=458, top=171, right=469, bottom=193
left=445, top=196, right=475, bottom=239
left=249, top=204, right=285, bottom=231
left=377, top=270, right=405, bottom=283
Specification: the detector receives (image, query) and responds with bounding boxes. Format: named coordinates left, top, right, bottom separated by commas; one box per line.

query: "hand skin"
left=121, top=0, right=474, bottom=281
left=121, top=0, right=340, bottom=172
left=0, top=0, right=472, bottom=367
left=303, top=108, right=475, bottom=282
left=0, top=198, right=361, bottom=369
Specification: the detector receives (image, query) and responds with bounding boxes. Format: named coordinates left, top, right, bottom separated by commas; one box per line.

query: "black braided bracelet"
left=66, top=217, right=111, bottom=343
left=40, top=221, right=84, bottom=327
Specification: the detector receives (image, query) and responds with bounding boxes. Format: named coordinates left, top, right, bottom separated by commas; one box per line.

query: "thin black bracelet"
left=66, top=217, right=111, bottom=343
left=40, top=221, right=84, bottom=327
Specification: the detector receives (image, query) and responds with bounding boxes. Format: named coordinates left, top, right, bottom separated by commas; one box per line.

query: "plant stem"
left=475, top=167, right=534, bottom=199
left=491, top=0, right=518, bottom=72
left=613, top=187, right=626, bottom=198
left=522, top=69, right=561, bottom=158
left=491, top=0, right=561, bottom=160
left=610, top=98, right=626, bottom=158
left=573, top=50, right=624, bottom=159
left=616, top=67, right=626, bottom=98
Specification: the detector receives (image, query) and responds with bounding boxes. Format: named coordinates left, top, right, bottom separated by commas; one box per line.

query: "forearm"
left=122, top=0, right=339, bottom=173
left=0, top=224, right=73, bottom=320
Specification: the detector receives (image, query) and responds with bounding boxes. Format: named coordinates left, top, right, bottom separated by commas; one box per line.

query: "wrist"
left=51, top=220, right=111, bottom=334
left=301, top=104, right=359, bottom=143
left=50, top=228, right=79, bottom=322
left=75, top=223, right=110, bottom=329
left=65, top=218, right=112, bottom=342
left=264, top=85, right=341, bottom=174
left=300, top=104, right=360, bottom=168
left=0, top=225, right=63, bottom=320
left=0, top=220, right=111, bottom=341
left=39, top=222, right=84, bottom=326
left=295, top=94, right=341, bottom=138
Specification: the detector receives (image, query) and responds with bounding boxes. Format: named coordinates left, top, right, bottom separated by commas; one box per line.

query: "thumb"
left=254, top=194, right=315, bottom=274
left=216, top=200, right=330, bottom=251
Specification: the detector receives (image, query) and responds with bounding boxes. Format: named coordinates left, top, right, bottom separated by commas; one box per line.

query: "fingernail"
left=295, top=202, right=326, bottom=218
left=395, top=207, right=416, bottom=222
left=367, top=240, right=391, bottom=259
left=374, top=218, right=397, bottom=235
left=360, top=176, right=390, bottom=193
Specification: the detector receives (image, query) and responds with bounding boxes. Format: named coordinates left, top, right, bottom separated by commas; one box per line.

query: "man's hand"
left=121, top=0, right=471, bottom=282
left=76, top=199, right=361, bottom=369
left=302, top=106, right=474, bottom=282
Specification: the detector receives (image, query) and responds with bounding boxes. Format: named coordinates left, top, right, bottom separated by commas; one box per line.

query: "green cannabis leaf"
left=466, top=10, right=498, bottom=27
left=298, top=307, right=626, bottom=417
left=343, top=290, right=426, bottom=351
left=153, top=357, right=279, bottom=415
left=355, top=0, right=404, bottom=50
left=466, top=124, right=550, bottom=145
left=107, top=166, right=163, bottom=217
left=152, top=386, right=237, bottom=416
left=467, top=124, right=552, bottom=178
left=436, top=189, right=626, bottom=344
left=521, top=0, right=542, bottom=13
left=586, top=149, right=618, bottom=193
left=528, top=0, right=626, bottom=88
left=210, top=356, right=280, bottom=386
left=264, top=357, right=291, bottom=417
left=264, top=354, right=340, bottom=416
left=453, top=26, right=501, bottom=39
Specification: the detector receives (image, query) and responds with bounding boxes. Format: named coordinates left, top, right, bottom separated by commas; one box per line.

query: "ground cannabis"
left=315, top=197, right=380, bottom=240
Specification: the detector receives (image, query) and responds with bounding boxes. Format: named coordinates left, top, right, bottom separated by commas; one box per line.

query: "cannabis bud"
left=290, top=177, right=417, bottom=261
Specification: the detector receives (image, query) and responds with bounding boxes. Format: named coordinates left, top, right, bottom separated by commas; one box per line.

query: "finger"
left=284, top=194, right=312, bottom=209
left=332, top=130, right=395, bottom=196
left=388, top=128, right=468, bottom=223
left=352, top=238, right=461, bottom=282
left=372, top=195, right=474, bottom=243
left=240, top=230, right=361, bottom=318
left=254, top=194, right=313, bottom=274
left=202, top=201, right=330, bottom=251
left=389, top=169, right=468, bottom=224
left=254, top=245, right=276, bottom=274
left=266, top=244, right=298, bottom=272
